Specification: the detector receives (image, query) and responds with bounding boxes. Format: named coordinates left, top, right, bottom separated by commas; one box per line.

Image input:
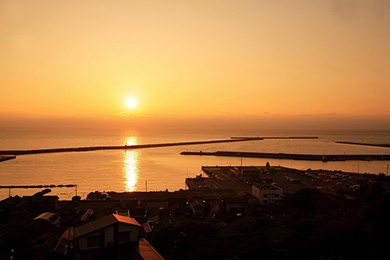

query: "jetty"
left=0, top=138, right=261, bottom=156
left=336, top=141, right=390, bottom=148
left=0, top=136, right=322, bottom=157
left=0, top=155, right=16, bottom=163
left=0, top=184, right=78, bottom=198
left=231, top=136, right=318, bottom=140
left=180, top=151, right=390, bottom=161
left=0, top=184, right=76, bottom=189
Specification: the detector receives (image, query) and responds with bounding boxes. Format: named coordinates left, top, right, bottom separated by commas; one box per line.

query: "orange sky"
left=1, top=1, right=389, bottom=129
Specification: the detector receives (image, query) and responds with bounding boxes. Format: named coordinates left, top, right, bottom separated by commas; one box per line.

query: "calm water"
left=1, top=128, right=390, bottom=199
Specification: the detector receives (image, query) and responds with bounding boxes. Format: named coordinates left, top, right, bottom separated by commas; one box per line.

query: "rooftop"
left=253, top=184, right=282, bottom=190
left=74, top=214, right=140, bottom=238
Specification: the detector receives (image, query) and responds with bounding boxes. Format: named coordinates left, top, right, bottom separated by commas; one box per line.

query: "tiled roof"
left=74, top=214, right=140, bottom=238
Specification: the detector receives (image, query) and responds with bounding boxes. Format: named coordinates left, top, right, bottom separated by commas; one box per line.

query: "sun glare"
left=123, top=136, right=139, bottom=192
left=125, top=97, right=138, bottom=109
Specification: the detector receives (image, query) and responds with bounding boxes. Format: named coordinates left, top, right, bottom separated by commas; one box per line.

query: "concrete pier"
left=0, top=138, right=259, bottom=156
left=0, top=155, right=16, bottom=163
left=231, top=136, right=318, bottom=140
left=336, top=141, right=390, bottom=148
left=181, top=151, right=390, bottom=161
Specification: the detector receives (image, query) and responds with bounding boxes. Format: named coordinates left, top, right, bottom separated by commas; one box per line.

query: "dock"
left=181, top=151, right=390, bottom=161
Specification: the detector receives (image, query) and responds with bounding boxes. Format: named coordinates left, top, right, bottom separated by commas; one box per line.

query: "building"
left=189, top=198, right=206, bottom=219
left=34, top=212, right=60, bottom=227
left=73, top=214, right=164, bottom=260
left=252, top=184, right=283, bottom=204
left=221, top=197, right=248, bottom=214
left=231, top=166, right=262, bottom=182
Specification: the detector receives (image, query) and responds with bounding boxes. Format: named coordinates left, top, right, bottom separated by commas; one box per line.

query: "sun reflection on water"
left=123, top=136, right=139, bottom=192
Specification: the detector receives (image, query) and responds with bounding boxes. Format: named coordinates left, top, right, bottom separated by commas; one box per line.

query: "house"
left=131, top=203, right=148, bottom=224
left=252, top=184, right=283, bottom=204
left=34, top=212, right=60, bottom=227
left=221, top=197, right=248, bottom=213
left=0, top=196, right=23, bottom=224
left=24, top=194, right=59, bottom=213
left=189, top=198, right=206, bottom=219
left=73, top=214, right=164, bottom=260
left=74, top=214, right=140, bottom=251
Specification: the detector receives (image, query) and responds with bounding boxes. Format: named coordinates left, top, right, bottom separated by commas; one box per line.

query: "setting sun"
left=125, top=97, right=138, bottom=109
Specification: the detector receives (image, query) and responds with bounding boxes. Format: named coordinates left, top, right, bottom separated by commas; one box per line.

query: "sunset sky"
left=1, top=1, right=389, bottom=129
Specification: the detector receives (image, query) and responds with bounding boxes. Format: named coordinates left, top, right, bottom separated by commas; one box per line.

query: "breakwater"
left=180, top=151, right=390, bottom=161
left=231, top=136, right=318, bottom=140
left=0, top=136, right=321, bottom=156
left=0, top=155, right=16, bottom=162
left=0, top=184, right=76, bottom=189
left=0, top=138, right=258, bottom=156
left=336, top=141, right=390, bottom=148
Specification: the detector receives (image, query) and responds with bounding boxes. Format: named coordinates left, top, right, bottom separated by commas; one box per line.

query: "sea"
left=1, top=127, right=390, bottom=200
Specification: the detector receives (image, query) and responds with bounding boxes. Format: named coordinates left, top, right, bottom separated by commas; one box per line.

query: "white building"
left=252, top=184, right=283, bottom=204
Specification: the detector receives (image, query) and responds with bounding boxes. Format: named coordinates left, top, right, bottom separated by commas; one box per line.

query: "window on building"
left=263, top=200, right=267, bottom=203
left=263, top=194, right=267, bottom=197
left=118, top=231, right=131, bottom=244
left=87, top=235, right=100, bottom=248
left=275, top=194, right=279, bottom=197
